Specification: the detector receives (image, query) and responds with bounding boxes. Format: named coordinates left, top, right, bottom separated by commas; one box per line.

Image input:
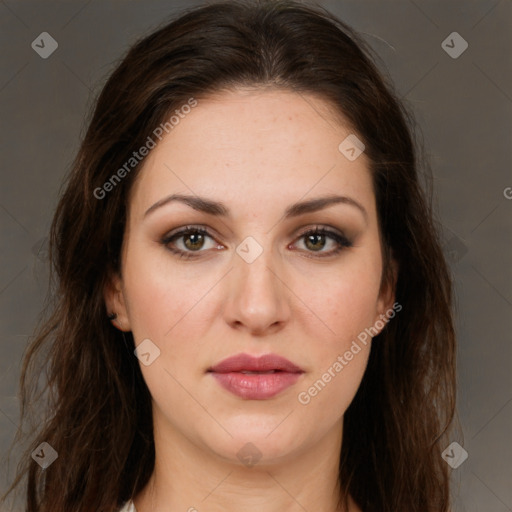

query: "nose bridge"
left=225, top=234, right=289, bottom=332
left=235, top=235, right=280, bottom=297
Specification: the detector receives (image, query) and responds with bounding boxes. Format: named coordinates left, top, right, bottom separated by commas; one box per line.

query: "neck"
left=134, top=414, right=356, bottom=512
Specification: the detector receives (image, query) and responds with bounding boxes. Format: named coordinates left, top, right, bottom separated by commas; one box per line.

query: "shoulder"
left=118, top=500, right=137, bottom=512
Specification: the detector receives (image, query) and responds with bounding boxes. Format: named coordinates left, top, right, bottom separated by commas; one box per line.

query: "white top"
left=119, top=500, right=136, bottom=512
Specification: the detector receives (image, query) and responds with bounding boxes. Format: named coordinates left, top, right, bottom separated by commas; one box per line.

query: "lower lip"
left=210, top=371, right=303, bottom=399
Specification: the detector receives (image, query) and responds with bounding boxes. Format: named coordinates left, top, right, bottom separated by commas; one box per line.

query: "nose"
left=223, top=244, right=291, bottom=336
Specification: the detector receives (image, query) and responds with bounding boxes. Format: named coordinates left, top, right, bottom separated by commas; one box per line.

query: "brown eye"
left=304, top=232, right=327, bottom=251
left=294, top=227, right=352, bottom=258
left=182, top=231, right=206, bottom=251
left=162, top=226, right=221, bottom=259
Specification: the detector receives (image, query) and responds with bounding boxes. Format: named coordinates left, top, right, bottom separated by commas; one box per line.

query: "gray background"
left=1, top=0, right=511, bottom=510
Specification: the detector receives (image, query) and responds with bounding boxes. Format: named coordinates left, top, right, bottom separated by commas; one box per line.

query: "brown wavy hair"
left=1, top=1, right=457, bottom=511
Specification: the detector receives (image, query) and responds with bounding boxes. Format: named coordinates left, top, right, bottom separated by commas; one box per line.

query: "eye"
left=292, top=226, right=352, bottom=258
left=161, top=226, right=222, bottom=259
left=161, top=225, right=352, bottom=260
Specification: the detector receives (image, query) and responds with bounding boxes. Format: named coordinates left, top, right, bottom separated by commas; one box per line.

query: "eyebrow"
left=144, top=193, right=368, bottom=222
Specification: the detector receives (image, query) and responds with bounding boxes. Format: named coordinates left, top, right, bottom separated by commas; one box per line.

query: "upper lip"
left=208, top=353, right=304, bottom=373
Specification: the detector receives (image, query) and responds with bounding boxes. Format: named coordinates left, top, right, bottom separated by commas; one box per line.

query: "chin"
left=201, top=420, right=305, bottom=467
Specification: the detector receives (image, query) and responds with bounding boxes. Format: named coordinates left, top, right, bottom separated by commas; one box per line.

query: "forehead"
left=128, top=88, right=375, bottom=218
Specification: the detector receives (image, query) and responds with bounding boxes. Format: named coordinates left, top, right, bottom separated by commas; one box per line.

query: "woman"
left=2, top=0, right=457, bottom=511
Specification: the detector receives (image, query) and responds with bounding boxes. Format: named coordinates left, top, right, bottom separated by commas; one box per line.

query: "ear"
left=373, top=257, right=399, bottom=333
left=104, top=272, right=131, bottom=332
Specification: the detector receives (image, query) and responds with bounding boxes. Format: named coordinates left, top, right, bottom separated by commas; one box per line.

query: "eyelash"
left=161, top=225, right=353, bottom=260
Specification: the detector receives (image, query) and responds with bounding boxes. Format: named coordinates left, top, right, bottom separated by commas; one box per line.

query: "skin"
left=105, top=88, right=396, bottom=512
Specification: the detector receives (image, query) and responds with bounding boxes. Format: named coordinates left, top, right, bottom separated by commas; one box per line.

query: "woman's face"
left=107, top=88, right=395, bottom=467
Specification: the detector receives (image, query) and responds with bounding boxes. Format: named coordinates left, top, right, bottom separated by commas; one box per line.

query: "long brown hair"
left=2, top=1, right=456, bottom=511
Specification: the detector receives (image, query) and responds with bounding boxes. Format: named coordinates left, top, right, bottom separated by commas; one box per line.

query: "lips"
left=209, top=353, right=303, bottom=374
left=208, top=353, right=304, bottom=400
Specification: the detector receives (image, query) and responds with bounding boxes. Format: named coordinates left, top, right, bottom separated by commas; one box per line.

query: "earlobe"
left=104, top=273, right=131, bottom=332
left=374, top=257, right=399, bottom=332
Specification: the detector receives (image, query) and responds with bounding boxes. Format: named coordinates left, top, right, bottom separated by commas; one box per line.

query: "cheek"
left=122, top=251, right=212, bottom=413
left=122, top=245, right=219, bottom=394
left=122, top=245, right=210, bottom=340
left=306, top=256, right=383, bottom=345
left=294, top=255, right=381, bottom=410
left=296, top=343, right=370, bottom=425
left=295, top=273, right=377, bottom=414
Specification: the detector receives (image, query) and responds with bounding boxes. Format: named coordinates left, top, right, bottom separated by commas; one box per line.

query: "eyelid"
left=294, top=224, right=348, bottom=240
left=161, top=225, right=223, bottom=250
left=162, top=223, right=348, bottom=241
left=290, top=225, right=353, bottom=256
left=161, top=223, right=352, bottom=259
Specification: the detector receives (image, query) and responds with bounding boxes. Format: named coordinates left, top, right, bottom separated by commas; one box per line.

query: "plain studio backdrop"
left=0, top=1, right=511, bottom=511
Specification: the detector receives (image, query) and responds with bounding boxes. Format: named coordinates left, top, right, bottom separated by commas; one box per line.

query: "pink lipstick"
left=208, top=353, right=304, bottom=400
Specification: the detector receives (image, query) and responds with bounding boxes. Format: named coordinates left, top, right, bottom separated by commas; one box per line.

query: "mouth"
left=238, top=370, right=280, bottom=374
left=207, top=353, right=304, bottom=400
